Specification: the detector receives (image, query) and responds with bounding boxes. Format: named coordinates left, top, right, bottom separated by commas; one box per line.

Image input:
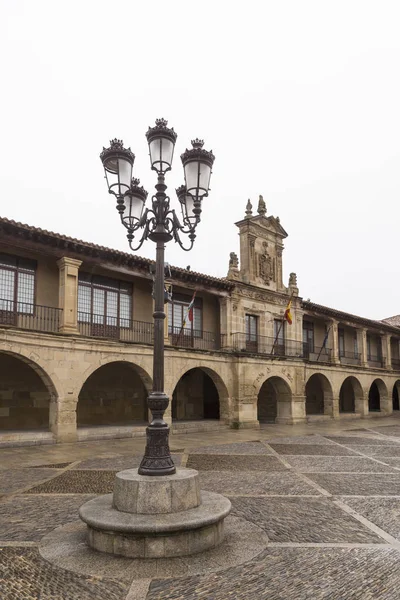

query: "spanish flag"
left=284, top=299, right=292, bottom=325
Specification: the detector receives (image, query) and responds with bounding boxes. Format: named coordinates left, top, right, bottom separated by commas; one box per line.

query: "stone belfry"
left=230, top=195, right=288, bottom=292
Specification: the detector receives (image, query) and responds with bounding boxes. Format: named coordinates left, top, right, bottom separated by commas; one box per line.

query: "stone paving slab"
left=323, top=435, right=400, bottom=446
left=370, top=426, right=400, bottom=436
left=72, top=454, right=182, bottom=470
left=263, top=435, right=336, bottom=445
left=342, top=497, right=400, bottom=540
left=307, top=473, right=400, bottom=496
left=147, top=547, right=400, bottom=600
left=0, top=546, right=128, bottom=599
left=0, top=494, right=95, bottom=541
left=375, top=458, right=400, bottom=468
left=283, top=456, right=397, bottom=473
left=269, top=443, right=356, bottom=456
left=199, top=471, right=320, bottom=496
left=186, top=454, right=287, bottom=471
left=230, top=497, right=382, bottom=543
left=25, top=470, right=117, bottom=494
left=349, top=445, right=400, bottom=457
left=189, top=441, right=273, bottom=455
left=30, top=462, right=73, bottom=469
left=0, top=469, right=58, bottom=494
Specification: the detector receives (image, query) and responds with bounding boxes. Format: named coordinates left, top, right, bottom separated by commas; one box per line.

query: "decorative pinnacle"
left=100, top=139, right=135, bottom=166
left=191, top=138, right=204, bottom=149
left=257, top=194, right=266, bottom=216
left=146, top=118, right=177, bottom=143
left=245, top=199, right=253, bottom=218
left=130, top=178, right=148, bottom=199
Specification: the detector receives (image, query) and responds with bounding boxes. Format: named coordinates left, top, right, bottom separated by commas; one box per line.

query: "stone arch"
left=368, top=378, right=388, bottom=412
left=393, top=381, right=400, bottom=411
left=77, top=361, right=152, bottom=427
left=171, top=367, right=229, bottom=423
left=257, top=376, right=292, bottom=424
left=0, top=350, right=58, bottom=431
left=305, top=373, right=333, bottom=416
left=339, top=376, right=363, bottom=414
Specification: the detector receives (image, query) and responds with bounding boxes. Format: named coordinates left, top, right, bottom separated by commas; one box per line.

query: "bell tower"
left=231, top=195, right=288, bottom=292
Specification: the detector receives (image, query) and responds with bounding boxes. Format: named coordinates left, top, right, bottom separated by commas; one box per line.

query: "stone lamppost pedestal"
left=79, top=468, right=231, bottom=559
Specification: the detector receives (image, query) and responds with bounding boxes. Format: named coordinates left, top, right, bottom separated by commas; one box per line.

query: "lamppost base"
left=138, top=425, right=176, bottom=476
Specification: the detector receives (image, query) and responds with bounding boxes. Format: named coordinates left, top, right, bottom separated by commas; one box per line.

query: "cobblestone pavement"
left=3, top=417, right=400, bottom=598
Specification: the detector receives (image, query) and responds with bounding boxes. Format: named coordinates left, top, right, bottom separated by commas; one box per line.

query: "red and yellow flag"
left=284, top=299, right=292, bottom=325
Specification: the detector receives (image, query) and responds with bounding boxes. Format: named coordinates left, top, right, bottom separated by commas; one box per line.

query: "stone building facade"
left=0, top=197, right=399, bottom=446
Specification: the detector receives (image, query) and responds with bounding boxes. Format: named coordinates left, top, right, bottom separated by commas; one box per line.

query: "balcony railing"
left=168, top=326, right=222, bottom=351
left=0, top=299, right=62, bottom=333
left=78, top=312, right=153, bottom=344
left=339, top=350, right=362, bottom=366
left=391, top=358, right=400, bottom=371
left=367, top=354, right=385, bottom=368
left=230, top=334, right=332, bottom=362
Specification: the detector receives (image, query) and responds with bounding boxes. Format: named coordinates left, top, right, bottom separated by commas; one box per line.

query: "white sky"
left=1, top=0, right=399, bottom=320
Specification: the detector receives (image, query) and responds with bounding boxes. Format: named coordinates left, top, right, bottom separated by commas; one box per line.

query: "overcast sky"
left=1, top=1, right=399, bottom=320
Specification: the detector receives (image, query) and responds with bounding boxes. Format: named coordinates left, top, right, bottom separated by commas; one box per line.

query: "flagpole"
left=176, top=290, right=196, bottom=345
left=316, top=325, right=332, bottom=361
left=270, top=291, right=294, bottom=356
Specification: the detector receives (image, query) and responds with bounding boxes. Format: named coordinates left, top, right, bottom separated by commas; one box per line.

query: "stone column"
left=329, top=320, right=340, bottom=364
left=57, top=257, right=82, bottom=334
left=276, top=394, right=307, bottom=425
left=49, top=394, right=78, bottom=443
left=359, top=328, right=368, bottom=367
left=219, top=297, right=232, bottom=349
left=384, top=334, right=392, bottom=369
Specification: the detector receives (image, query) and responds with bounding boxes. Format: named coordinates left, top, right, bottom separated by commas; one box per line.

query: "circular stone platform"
left=39, top=516, right=269, bottom=581
left=79, top=468, right=231, bottom=558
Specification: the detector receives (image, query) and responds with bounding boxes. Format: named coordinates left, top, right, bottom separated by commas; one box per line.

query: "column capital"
left=57, top=257, right=83, bottom=270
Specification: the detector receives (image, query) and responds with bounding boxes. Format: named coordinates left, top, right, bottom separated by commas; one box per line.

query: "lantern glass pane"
left=161, top=137, right=174, bottom=170
left=185, top=194, right=195, bottom=220
left=198, top=162, right=212, bottom=196
left=184, top=160, right=200, bottom=194
left=105, top=168, right=119, bottom=194
left=124, top=194, right=144, bottom=222
left=118, top=157, right=133, bottom=194
left=149, top=139, right=161, bottom=168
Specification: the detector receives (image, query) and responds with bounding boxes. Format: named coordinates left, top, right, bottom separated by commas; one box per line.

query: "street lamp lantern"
left=146, top=118, right=178, bottom=174
left=100, top=139, right=135, bottom=198
left=176, top=184, right=199, bottom=225
left=99, top=118, right=215, bottom=476
left=120, top=178, right=148, bottom=229
left=181, top=138, right=215, bottom=200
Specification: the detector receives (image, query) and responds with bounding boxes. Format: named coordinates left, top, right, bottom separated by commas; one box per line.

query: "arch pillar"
left=276, top=395, right=307, bottom=425
left=50, top=395, right=78, bottom=443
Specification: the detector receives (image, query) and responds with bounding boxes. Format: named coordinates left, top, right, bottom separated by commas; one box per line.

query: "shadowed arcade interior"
left=172, top=368, right=220, bottom=421
left=0, top=353, right=52, bottom=430
left=257, top=376, right=292, bottom=423
left=77, top=361, right=149, bottom=427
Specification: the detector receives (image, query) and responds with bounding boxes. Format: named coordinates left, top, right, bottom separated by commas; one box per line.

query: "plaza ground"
left=2, top=417, right=400, bottom=598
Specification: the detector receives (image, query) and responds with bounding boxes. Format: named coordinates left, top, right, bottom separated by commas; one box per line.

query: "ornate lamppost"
left=100, top=119, right=215, bottom=476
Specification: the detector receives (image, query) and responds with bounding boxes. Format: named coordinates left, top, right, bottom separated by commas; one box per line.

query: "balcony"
left=77, top=313, right=222, bottom=351
left=0, top=299, right=62, bottom=333
left=339, top=350, right=361, bottom=366
left=230, top=334, right=332, bottom=362
left=367, top=354, right=385, bottom=369
left=392, top=358, right=400, bottom=371
left=78, top=313, right=153, bottom=344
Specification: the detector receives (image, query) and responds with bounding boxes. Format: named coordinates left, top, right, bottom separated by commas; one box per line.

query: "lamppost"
left=100, top=119, right=215, bottom=476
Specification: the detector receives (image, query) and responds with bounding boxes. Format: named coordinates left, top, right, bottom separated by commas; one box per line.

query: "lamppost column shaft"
left=153, top=240, right=165, bottom=393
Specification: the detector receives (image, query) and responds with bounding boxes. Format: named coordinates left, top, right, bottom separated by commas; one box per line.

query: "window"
left=245, top=314, right=258, bottom=351
left=168, top=293, right=202, bottom=337
left=303, top=321, right=314, bottom=353
left=338, top=328, right=345, bottom=357
left=78, top=274, right=132, bottom=328
left=0, top=253, right=36, bottom=315
left=273, top=319, right=285, bottom=355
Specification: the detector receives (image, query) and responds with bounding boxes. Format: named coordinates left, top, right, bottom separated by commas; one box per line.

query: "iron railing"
left=77, top=312, right=153, bottom=344
left=168, top=326, right=222, bottom=351
left=339, top=350, right=361, bottom=365
left=0, top=299, right=62, bottom=333
left=391, top=358, right=400, bottom=371
left=230, top=333, right=332, bottom=362
left=367, top=354, right=385, bottom=368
